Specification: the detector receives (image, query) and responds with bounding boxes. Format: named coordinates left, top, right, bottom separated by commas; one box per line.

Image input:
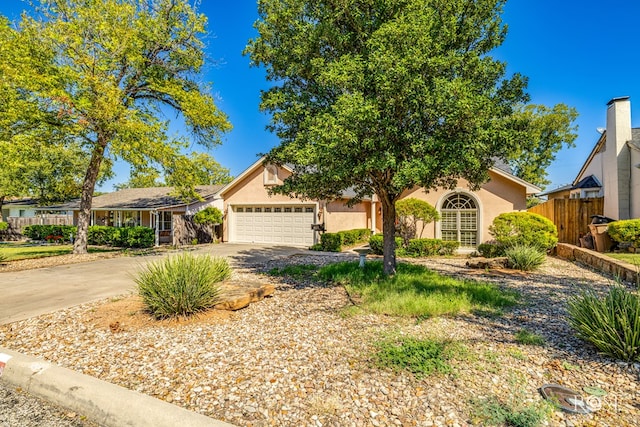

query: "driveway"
left=0, top=244, right=308, bottom=325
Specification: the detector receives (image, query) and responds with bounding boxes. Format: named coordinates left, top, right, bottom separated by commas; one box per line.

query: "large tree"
left=1, top=0, right=230, bottom=253
left=247, top=0, right=575, bottom=275
left=0, top=17, right=99, bottom=214
left=507, top=103, right=578, bottom=188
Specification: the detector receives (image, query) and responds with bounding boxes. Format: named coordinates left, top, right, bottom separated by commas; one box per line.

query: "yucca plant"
left=136, top=253, right=231, bottom=319
left=505, top=244, right=546, bottom=271
left=567, top=286, right=640, bottom=362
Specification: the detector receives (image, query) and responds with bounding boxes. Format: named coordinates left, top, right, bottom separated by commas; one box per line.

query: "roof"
left=44, top=185, right=223, bottom=211
left=222, top=156, right=541, bottom=198
left=574, top=175, right=601, bottom=189
left=537, top=183, right=573, bottom=197
left=2, top=198, right=39, bottom=208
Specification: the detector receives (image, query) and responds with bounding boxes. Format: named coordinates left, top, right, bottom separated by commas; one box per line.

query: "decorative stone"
left=465, top=257, right=509, bottom=270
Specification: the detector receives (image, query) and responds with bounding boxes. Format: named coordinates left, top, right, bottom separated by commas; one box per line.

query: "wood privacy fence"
left=6, top=215, right=73, bottom=231
left=528, top=198, right=604, bottom=246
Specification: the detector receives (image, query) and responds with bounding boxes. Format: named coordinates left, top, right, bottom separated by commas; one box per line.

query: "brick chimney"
left=603, top=97, right=632, bottom=220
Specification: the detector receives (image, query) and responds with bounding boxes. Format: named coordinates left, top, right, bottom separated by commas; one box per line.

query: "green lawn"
left=606, top=253, right=640, bottom=267
left=0, top=243, right=116, bottom=261
left=270, top=260, right=519, bottom=318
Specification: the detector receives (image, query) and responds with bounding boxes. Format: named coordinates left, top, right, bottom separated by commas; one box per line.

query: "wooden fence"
left=5, top=215, right=73, bottom=231
left=528, top=198, right=604, bottom=246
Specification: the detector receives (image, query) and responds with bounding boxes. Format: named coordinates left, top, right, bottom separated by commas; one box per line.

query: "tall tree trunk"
left=0, top=195, right=5, bottom=222
left=73, top=140, right=106, bottom=254
left=380, top=196, right=397, bottom=276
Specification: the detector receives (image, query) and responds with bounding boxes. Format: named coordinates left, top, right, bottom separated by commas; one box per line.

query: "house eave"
left=489, top=167, right=541, bottom=195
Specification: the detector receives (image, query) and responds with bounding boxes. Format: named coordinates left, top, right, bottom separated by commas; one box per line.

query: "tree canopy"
left=0, top=0, right=231, bottom=253
left=247, top=0, right=574, bottom=274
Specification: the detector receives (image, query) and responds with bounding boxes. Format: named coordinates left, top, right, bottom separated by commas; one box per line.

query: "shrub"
left=23, top=225, right=77, bottom=242
left=0, top=222, right=8, bottom=231
left=369, top=234, right=403, bottom=255
left=489, top=212, right=558, bottom=251
left=136, top=254, right=230, bottom=319
left=319, top=233, right=343, bottom=252
left=339, top=228, right=372, bottom=246
left=119, top=226, right=155, bottom=248
left=311, top=229, right=372, bottom=252
left=193, top=207, right=223, bottom=225
left=607, top=219, right=640, bottom=248
left=88, top=226, right=119, bottom=245
left=403, top=238, right=459, bottom=257
left=477, top=240, right=505, bottom=258
left=505, top=244, right=546, bottom=271
left=396, top=198, right=439, bottom=244
left=568, top=286, right=640, bottom=362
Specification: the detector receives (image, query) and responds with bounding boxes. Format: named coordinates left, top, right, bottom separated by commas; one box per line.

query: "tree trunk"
left=380, top=196, right=397, bottom=276
left=0, top=195, right=5, bottom=222
left=73, top=140, right=106, bottom=254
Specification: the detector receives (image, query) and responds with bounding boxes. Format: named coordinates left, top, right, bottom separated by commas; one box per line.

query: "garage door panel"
left=233, top=205, right=315, bottom=245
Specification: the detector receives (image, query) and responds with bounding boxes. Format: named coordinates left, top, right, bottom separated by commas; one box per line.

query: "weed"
left=373, top=335, right=465, bottom=378
left=515, top=329, right=545, bottom=346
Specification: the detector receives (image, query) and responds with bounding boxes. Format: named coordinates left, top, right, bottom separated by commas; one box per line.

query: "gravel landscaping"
left=1, top=253, right=639, bottom=426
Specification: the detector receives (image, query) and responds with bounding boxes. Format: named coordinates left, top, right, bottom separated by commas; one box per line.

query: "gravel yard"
left=1, top=253, right=639, bottom=426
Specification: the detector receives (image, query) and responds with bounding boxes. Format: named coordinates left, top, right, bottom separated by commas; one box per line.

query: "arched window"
left=440, top=193, right=478, bottom=248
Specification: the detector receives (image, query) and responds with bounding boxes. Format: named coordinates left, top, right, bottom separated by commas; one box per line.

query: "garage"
left=231, top=205, right=316, bottom=246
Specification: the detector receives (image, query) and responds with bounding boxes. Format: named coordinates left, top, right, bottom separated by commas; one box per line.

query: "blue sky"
left=1, top=0, right=639, bottom=192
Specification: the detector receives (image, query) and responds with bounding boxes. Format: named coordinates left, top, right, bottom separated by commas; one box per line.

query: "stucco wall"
left=324, top=200, right=371, bottom=232
left=399, top=171, right=526, bottom=244
left=577, top=151, right=603, bottom=185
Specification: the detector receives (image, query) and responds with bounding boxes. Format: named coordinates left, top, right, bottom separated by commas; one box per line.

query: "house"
left=543, top=97, right=640, bottom=220
left=1, top=198, right=73, bottom=231
left=45, top=186, right=223, bottom=244
left=218, top=158, right=540, bottom=250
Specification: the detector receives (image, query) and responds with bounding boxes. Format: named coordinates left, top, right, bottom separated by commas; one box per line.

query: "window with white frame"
left=440, top=193, right=478, bottom=248
left=158, top=211, right=172, bottom=231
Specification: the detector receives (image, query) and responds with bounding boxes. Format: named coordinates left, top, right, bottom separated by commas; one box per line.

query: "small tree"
left=396, top=198, right=439, bottom=246
left=193, top=207, right=223, bottom=226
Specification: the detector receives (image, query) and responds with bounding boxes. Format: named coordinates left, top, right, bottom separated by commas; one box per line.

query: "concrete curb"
left=0, top=347, right=236, bottom=427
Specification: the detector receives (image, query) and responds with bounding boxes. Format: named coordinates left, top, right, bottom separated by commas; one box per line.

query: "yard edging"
left=556, top=243, right=639, bottom=284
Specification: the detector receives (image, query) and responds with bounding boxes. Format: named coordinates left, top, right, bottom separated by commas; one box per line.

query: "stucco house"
left=46, top=185, right=223, bottom=244
left=542, top=97, right=640, bottom=220
left=219, top=158, right=540, bottom=250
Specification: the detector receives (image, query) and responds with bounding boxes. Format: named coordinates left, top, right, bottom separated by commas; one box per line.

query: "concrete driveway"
left=0, top=244, right=308, bottom=325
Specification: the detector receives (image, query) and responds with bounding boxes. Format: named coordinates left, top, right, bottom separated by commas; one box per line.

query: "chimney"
left=603, top=97, right=632, bottom=220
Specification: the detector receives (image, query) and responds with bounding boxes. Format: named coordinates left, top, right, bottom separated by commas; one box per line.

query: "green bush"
left=87, top=226, right=119, bottom=245
left=369, top=234, right=403, bottom=255
left=23, top=225, right=77, bottom=242
left=136, top=254, right=230, bottom=319
left=568, top=286, right=640, bottom=362
left=319, top=232, right=343, bottom=252
left=311, top=229, right=372, bottom=252
left=0, top=222, right=8, bottom=231
left=404, top=238, right=459, bottom=257
left=118, top=226, right=155, bottom=248
left=193, top=207, right=223, bottom=225
left=489, top=212, right=558, bottom=251
left=505, top=244, right=546, bottom=271
left=477, top=240, right=506, bottom=258
left=607, top=219, right=640, bottom=248
left=339, top=228, right=372, bottom=246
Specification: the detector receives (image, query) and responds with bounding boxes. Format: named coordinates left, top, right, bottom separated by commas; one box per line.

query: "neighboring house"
left=542, top=97, right=640, bottom=220
left=1, top=198, right=73, bottom=230
left=219, top=157, right=540, bottom=250
left=45, top=186, right=223, bottom=244
left=1, top=198, right=40, bottom=220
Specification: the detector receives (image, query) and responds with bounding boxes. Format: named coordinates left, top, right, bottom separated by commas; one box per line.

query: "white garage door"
left=232, top=205, right=316, bottom=246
